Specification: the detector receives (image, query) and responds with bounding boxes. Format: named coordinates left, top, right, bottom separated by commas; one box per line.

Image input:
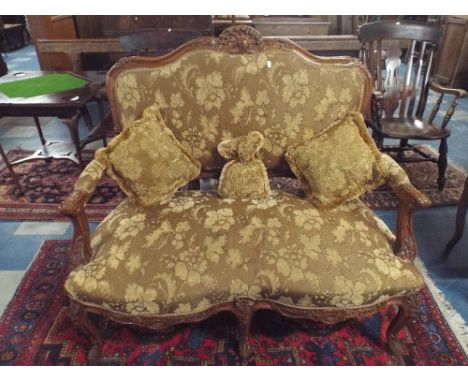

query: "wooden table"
left=0, top=70, right=107, bottom=193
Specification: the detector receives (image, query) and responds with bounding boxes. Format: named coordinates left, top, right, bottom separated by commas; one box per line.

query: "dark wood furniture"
left=0, top=71, right=107, bottom=193
left=27, top=16, right=79, bottom=71
left=433, top=16, right=468, bottom=91
left=0, top=23, right=26, bottom=52
left=251, top=16, right=331, bottom=36
left=0, top=53, right=6, bottom=76
left=358, top=20, right=467, bottom=191
left=443, top=176, right=468, bottom=259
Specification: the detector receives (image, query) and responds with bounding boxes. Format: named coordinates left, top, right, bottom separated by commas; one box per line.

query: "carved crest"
left=217, top=25, right=265, bottom=54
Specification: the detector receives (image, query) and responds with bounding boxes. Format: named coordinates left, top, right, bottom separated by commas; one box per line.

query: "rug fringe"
left=415, top=257, right=468, bottom=357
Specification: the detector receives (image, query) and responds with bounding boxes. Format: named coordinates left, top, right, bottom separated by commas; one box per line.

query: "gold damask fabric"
left=285, top=112, right=385, bottom=209
left=73, top=159, right=106, bottom=195
left=380, top=154, right=411, bottom=189
left=113, top=49, right=368, bottom=171
left=65, top=191, right=423, bottom=317
left=95, top=104, right=200, bottom=207
left=218, top=131, right=271, bottom=199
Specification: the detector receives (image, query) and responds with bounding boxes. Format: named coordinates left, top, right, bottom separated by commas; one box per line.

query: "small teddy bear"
left=217, top=131, right=271, bottom=199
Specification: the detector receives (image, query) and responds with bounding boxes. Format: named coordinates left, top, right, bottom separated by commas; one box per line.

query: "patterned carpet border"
left=0, top=240, right=467, bottom=365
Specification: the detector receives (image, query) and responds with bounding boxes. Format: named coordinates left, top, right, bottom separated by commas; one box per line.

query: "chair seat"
left=65, top=191, right=424, bottom=317
left=377, top=117, right=451, bottom=140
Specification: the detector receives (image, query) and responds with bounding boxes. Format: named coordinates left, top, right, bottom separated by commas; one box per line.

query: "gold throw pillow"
left=96, top=104, right=200, bottom=207
left=285, top=112, right=385, bottom=208
left=217, top=131, right=271, bottom=199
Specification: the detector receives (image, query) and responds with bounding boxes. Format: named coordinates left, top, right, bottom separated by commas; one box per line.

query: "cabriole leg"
left=234, top=299, right=255, bottom=358
left=386, top=295, right=419, bottom=354
left=69, top=300, right=103, bottom=362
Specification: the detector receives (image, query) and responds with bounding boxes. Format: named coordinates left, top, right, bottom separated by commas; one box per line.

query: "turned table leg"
left=0, top=142, right=23, bottom=194
left=443, top=176, right=468, bottom=259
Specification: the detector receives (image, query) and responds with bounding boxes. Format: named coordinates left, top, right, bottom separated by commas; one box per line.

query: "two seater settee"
left=60, top=25, right=430, bottom=360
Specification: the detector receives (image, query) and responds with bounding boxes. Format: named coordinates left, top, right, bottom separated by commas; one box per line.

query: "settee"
left=60, top=25, right=430, bottom=361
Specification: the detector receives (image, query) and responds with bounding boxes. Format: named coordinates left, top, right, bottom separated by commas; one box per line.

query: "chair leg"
left=386, top=295, right=419, bottom=354
left=443, top=176, right=468, bottom=259
left=397, top=139, right=408, bottom=162
left=437, top=138, right=448, bottom=191
left=69, top=301, right=103, bottom=363
left=234, top=299, right=255, bottom=358
left=372, top=130, right=384, bottom=150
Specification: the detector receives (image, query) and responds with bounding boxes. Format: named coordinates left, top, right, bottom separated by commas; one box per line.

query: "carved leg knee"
left=234, top=299, right=255, bottom=358
left=386, top=295, right=419, bottom=354
left=69, top=301, right=103, bottom=362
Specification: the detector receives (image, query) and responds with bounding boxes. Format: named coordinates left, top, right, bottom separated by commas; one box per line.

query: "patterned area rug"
left=0, top=145, right=465, bottom=221
left=0, top=240, right=467, bottom=365
left=0, top=150, right=124, bottom=221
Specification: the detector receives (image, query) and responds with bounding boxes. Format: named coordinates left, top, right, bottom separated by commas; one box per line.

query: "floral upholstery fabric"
left=112, top=49, right=369, bottom=171
left=96, top=104, right=200, bottom=207
left=285, top=112, right=385, bottom=209
left=73, top=159, right=106, bottom=195
left=65, top=190, right=423, bottom=317
left=218, top=131, right=270, bottom=199
left=380, top=153, right=411, bottom=189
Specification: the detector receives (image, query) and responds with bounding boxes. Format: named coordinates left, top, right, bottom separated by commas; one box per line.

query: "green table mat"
left=0, top=73, right=89, bottom=98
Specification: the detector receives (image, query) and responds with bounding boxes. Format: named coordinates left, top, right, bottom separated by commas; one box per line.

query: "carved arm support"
left=380, top=154, right=431, bottom=261
left=59, top=158, right=107, bottom=270
left=428, top=79, right=467, bottom=128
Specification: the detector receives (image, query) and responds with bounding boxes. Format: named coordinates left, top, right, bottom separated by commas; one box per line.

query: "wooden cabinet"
left=27, top=15, right=78, bottom=70
left=433, top=16, right=468, bottom=91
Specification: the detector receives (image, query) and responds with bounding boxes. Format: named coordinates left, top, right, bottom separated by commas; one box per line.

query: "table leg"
left=32, top=116, right=53, bottom=162
left=0, top=142, right=23, bottom=194
left=82, top=106, right=93, bottom=131
left=443, top=176, right=468, bottom=259
left=33, top=117, right=47, bottom=146
left=62, top=113, right=84, bottom=167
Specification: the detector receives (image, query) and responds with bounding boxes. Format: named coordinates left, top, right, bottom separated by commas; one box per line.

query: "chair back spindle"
left=358, top=21, right=443, bottom=120
left=407, top=41, right=427, bottom=117
left=399, top=40, right=416, bottom=118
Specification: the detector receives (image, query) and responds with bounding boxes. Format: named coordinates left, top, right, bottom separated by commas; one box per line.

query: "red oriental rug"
left=0, top=240, right=467, bottom=365
left=0, top=145, right=466, bottom=221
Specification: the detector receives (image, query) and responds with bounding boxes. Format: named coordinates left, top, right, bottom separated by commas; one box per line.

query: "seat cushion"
left=65, top=191, right=424, bottom=317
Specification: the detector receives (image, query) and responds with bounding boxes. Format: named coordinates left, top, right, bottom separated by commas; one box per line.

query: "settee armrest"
left=429, top=79, right=468, bottom=98
left=380, top=154, right=431, bottom=261
left=381, top=154, right=431, bottom=208
left=59, top=158, right=107, bottom=269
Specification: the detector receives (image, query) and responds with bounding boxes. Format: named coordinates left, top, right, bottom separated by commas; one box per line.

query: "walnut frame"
left=60, top=25, right=430, bottom=362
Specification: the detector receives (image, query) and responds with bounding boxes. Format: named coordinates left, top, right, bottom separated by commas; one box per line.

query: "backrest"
left=358, top=21, right=443, bottom=118
left=107, top=25, right=372, bottom=176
